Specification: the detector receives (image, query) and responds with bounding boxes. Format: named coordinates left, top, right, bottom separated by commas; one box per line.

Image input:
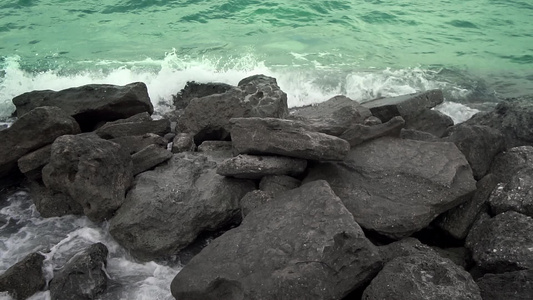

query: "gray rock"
left=171, top=180, right=382, bottom=300
left=217, top=154, right=307, bottom=179
left=488, top=168, right=533, bottom=217
left=442, top=124, right=505, bottom=179
left=436, top=174, right=500, bottom=240
left=0, top=106, right=80, bottom=178
left=17, top=144, right=52, bottom=180
left=12, top=82, right=153, bottom=131
left=378, top=237, right=435, bottom=264
left=110, top=133, right=167, bottom=155
left=132, top=144, right=173, bottom=175
left=49, top=243, right=109, bottom=300
left=431, top=246, right=472, bottom=269
left=42, top=133, right=133, bottom=222
left=404, top=109, right=454, bottom=137
left=476, top=270, right=533, bottom=300
left=466, top=211, right=533, bottom=273
left=339, top=115, right=405, bottom=147
left=95, top=114, right=170, bottom=139
left=109, top=152, right=255, bottom=261
left=178, top=75, right=288, bottom=143
left=400, top=128, right=441, bottom=142
left=28, top=180, right=84, bottom=217
left=361, top=90, right=444, bottom=122
left=304, top=137, right=476, bottom=239
left=171, top=133, right=196, bottom=153
left=490, top=146, right=533, bottom=183
left=173, top=81, right=233, bottom=110
left=362, top=252, right=481, bottom=300
left=0, top=252, right=46, bottom=300
left=240, top=190, right=273, bottom=218
left=230, top=117, right=350, bottom=161
left=197, top=140, right=233, bottom=152
left=259, top=175, right=301, bottom=196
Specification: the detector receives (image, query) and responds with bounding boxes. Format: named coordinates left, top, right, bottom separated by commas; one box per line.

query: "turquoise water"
left=1, top=0, right=532, bottom=122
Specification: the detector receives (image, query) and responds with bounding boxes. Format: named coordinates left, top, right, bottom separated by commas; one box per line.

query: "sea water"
left=0, top=1, right=532, bottom=299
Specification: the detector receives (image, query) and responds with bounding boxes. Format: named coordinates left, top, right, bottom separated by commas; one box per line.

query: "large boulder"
left=259, top=175, right=301, bottom=196
left=17, top=144, right=52, bottom=180
left=13, top=82, right=153, bottom=131
left=0, top=106, right=80, bottom=178
left=131, top=144, right=173, bottom=175
left=488, top=168, right=533, bottom=217
left=95, top=112, right=170, bottom=139
left=230, top=117, right=350, bottom=161
left=0, top=252, right=46, bottom=300
left=109, top=152, right=255, bottom=261
left=42, top=133, right=133, bottom=222
left=404, top=108, right=454, bottom=137
left=173, top=81, right=233, bottom=110
left=217, top=154, right=307, bottom=179
left=476, top=270, right=533, bottom=300
left=178, top=75, right=288, bottom=143
left=49, top=243, right=109, bottom=300
left=171, top=180, right=382, bottom=300
left=110, top=133, right=167, bottom=155
left=490, top=146, right=533, bottom=182
left=28, top=180, right=84, bottom=218
left=304, top=137, right=476, bottom=239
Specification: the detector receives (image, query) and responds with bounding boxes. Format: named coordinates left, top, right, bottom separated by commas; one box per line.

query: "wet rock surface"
left=0, top=252, right=46, bottom=300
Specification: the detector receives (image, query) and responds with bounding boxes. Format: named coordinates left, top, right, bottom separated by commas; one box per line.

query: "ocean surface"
left=0, top=0, right=532, bottom=299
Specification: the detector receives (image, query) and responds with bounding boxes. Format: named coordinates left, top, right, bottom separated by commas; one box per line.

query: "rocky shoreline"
left=1, top=75, right=532, bottom=299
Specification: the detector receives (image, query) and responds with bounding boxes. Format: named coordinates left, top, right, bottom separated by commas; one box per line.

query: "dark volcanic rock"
left=178, top=75, right=288, bottom=143
left=488, top=168, right=533, bottom=217
left=171, top=180, right=382, bottom=300
left=17, top=144, right=52, bottom=180
left=173, top=81, right=233, bottom=110
left=490, top=146, right=533, bottom=183
left=0, top=106, right=80, bottom=178
left=240, top=190, right=273, bottom=218
left=378, top=237, right=434, bottom=264
left=404, top=108, right=454, bottom=137
left=172, top=133, right=196, bottom=153
left=362, top=251, right=481, bottom=300
left=29, top=180, right=84, bottom=217
left=109, top=152, right=255, bottom=261
left=259, top=175, right=301, bottom=196
left=466, top=211, right=533, bottom=273
left=0, top=252, right=46, bottom=300
left=476, top=270, right=533, bottom=300
left=442, top=124, right=505, bottom=179
left=339, top=115, right=405, bottom=147
left=95, top=114, right=170, bottom=139
left=49, top=243, right=109, bottom=300
left=361, top=90, right=444, bottom=122
left=230, top=117, right=350, bottom=161
left=131, top=144, right=173, bottom=175
left=304, top=137, right=476, bottom=239
left=110, top=133, right=167, bottom=155
left=217, top=154, right=307, bottom=179
left=13, top=82, right=153, bottom=131
left=42, top=133, right=133, bottom=222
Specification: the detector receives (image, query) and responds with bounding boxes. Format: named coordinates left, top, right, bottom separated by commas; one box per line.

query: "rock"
left=163, top=132, right=176, bottom=143
left=28, top=180, right=84, bottom=217
left=230, top=117, right=350, bottom=161
left=442, top=124, right=505, bottom=179
left=361, top=90, right=444, bottom=122
left=304, top=137, right=476, bottom=239
left=378, top=237, right=434, bottom=264
left=109, top=152, right=255, bottom=261
left=476, top=270, right=533, bottom=300
left=259, top=175, right=301, bottom=196
left=217, top=154, right=307, bottom=179
left=95, top=114, right=170, bottom=139
left=400, top=128, right=441, bottom=142
left=42, top=133, right=133, bottom=222
left=404, top=109, right=454, bottom=137
left=289, top=95, right=372, bottom=136
left=0, top=252, right=46, bottom=300
left=178, top=75, right=288, bottom=143
left=17, top=144, right=52, bottom=180
left=466, top=211, right=533, bottom=273
left=197, top=140, right=233, bottom=152
left=173, top=81, right=233, bottom=110
left=0, top=106, right=80, bottom=178
left=132, top=144, right=173, bottom=175
left=464, top=96, right=533, bottom=149
left=339, top=116, right=405, bottom=147
left=172, top=133, right=196, bottom=153
left=49, top=243, right=109, bottom=300
left=490, top=146, right=533, bottom=183
left=13, top=82, right=153, bottom=131
left=432, top=246, right=472, bottom=269
left=436, top=174, right=499, bottom=240
left=171, top=180, right=382, bottom=300
left=240, top=190, right=273, bottom=218
left=110, top=133, right=167, bottom=155
left=488, top=168, right=533, bottom=217
left=362, top=252, right=481, bottom=300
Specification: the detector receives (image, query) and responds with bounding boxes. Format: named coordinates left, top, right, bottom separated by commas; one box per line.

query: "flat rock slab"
left=476, top=270, right=533, bottom=300
left=217, top=154, right=307, bottom=179
left=304, top=137, right=476, bottom=239
left=109, top=152, right=255, bottom=261
left=131, top=144, right=173, bottom=175
left=171, top=180, right=382, bottom=300
left=110, top=133, right=167, bottom=155
left=339, top=116, right=405, bottom=147
left=230, top=117, right=350, bottom=161
left=95, top=117, right=170, bottom=139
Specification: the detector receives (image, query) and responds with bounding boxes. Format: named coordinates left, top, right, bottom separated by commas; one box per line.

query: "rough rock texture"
left=95, top=114, right=170, bottom=139
left=466, top=211, right=533, bottom=273
left=110, top=133, right=167, bottom=155
left=378, top=237, right=435, bottom=264
left=0, top=106, right=80, bottom=178
left=17, top=144, right=52, bottom=180
left=442, top=124, right=505, bottom=179
left=0, top=252, right=46, bottom=300
left=289, top=95, right=372, bottom=136
left=490, top=146, right=533, bottom=183
left=178, top=75, right=288, bottom=143
left=28, top=180, right=84, bottom=217
left=404, top=109, right=454, bottom=137
left=476, top=270, right=533, bottom=300
left=488, top=168, right=533, bottom=217
left=42, top=133, right=133, bottom=222
left=217, top=154, right=307, bottom=179
left=240, top=190, right=273, bottom=218
left=109, top=152, right=255, bottom=261
left=304, top=137, right=476, bottom=239
left=339, top=116, right=405, bottom=147
left=259, top=175, right=301, bottom=196
left=171, top=180, right=383, bottom=300
left=436, top=174, right=499, bottom=240
left=172, top=133, right=196, bottom=153
left=361, top=90, right=444, bottom=122
left=362, top=252, right=481, bottom=300
left=197, top=141, right=233, bottom=152
left=464, top=96, right=533, bottom=149
left=131, top=144, right=173, bottom=175
left=49, top=243, right=109, bottom=300
left=173, top=81, right=233, bottom=110
left=230, top=117, right=350, bottom=161
left=13, top=82, right=153, bottom=131
left=400, top=128, right=441, bottom=142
